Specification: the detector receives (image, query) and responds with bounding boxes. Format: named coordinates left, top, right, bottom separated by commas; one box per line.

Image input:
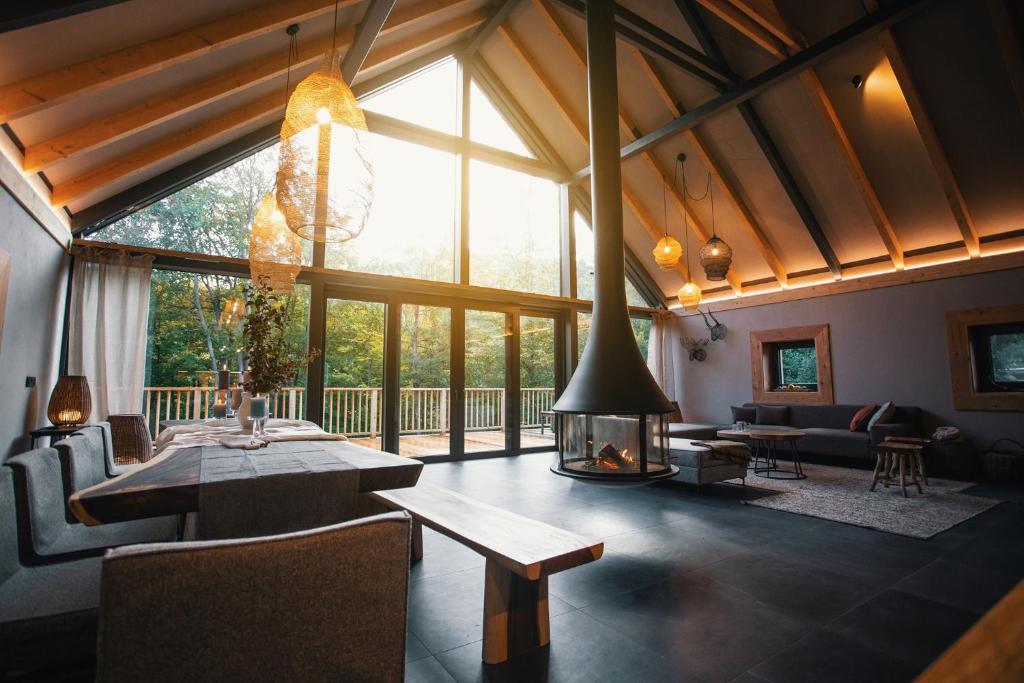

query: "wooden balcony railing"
left=141, top=387, right=555, bottom=441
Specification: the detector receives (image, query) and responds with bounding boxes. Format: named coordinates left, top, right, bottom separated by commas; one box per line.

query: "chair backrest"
left=97, top=511, right=412, bottom=683
left=95, top=422, right=118, bottom=478
left=54, top=428, right=109, bottom=523
left=6, top=449, right=71, bottom=561
left=0, top=467, right=23, bottom=582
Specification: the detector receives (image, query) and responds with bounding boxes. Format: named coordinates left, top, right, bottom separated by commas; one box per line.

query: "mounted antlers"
left=681, top=336, right=710, bottom=362
left=698, top=308, right=727, bottom=341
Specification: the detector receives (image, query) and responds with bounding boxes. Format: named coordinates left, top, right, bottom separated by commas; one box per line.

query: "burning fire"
left=594, top=443, right=635, bottom=470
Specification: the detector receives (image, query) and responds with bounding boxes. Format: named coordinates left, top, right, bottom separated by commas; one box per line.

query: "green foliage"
left=243, top=279, right=319, bottom=395
left=779, top=347, right=818, bottom=386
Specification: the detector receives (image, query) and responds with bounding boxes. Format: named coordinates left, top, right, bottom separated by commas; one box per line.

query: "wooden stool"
left=870, top=440, right=926, bottom=497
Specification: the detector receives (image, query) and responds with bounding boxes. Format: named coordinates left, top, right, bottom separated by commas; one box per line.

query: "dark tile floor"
left=405, top=452, right=1024, bottom=683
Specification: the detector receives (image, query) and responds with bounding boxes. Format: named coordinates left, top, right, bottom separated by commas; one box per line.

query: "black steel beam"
left=0, top=0, right=129, bottom=34
left=678, top=0, right=842, bottom=277
left=462, top=0, right=522, bottom=56
left=572, top=0, right=928, bottom=179
left=551, top=0, right=734, bottom=87
left=340, top=0, right=397, bottom=82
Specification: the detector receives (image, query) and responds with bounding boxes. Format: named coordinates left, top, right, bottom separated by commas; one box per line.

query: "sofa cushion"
left=867, top=401, right=896, bottom=431
left=786, top=404, right=861, bottom=430
left=730, top=406, right=756, bottom=423
left=798, top=428, right=871, bottom=460
left=755, top=405, right=789, bottom=426
left=850, top=404, right=877, bottom=432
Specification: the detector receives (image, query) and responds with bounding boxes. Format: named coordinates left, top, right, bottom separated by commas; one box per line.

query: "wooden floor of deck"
left=348, top=429, right=555, bottom=457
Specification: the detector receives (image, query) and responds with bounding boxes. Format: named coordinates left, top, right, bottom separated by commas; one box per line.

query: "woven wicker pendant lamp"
left=652, top=165, right=682, bottom=270
left=249, top=191, right=302, bottom=293
left=276, top=17, right=374, bottom=244
left=698, top=178, right=733, bottom=281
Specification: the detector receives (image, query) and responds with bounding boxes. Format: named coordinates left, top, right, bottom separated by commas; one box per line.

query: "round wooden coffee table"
left=717, top=428, right=807, bottom=480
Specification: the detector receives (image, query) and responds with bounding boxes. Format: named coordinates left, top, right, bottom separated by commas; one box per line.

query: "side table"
left=29, top=424, right=83, bottom=448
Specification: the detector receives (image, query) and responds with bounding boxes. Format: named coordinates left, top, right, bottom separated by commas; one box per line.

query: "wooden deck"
left=349, top=429, right=555, bottom=457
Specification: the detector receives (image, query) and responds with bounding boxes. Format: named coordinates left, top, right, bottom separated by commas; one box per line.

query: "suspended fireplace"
left=551, top=0, right=676, bottom=482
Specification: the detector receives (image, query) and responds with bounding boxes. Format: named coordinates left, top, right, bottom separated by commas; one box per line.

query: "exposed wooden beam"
left=865, top=0, right=981, bottom=258
left=988, top=0, right=1024, bottom=123
left=573, top=0, right=928, bottom=178
left=630, top=47, right=789, bottom=287
left=0, top=0, right=362, bottom=123
left=71, top=43, right=464, bottom=234
left=694, top=0, right=786, bottom=57
left=340, top=0, right=397, bottom=82
left=51, top=14, right=484, bottom=207
left=799, top=70, right=903, bottom=268
left=674, top=249, right=1024, bottom=314
left=22, top=0, right=473, bottom=173
left=678, top=0, right=842, bottom=279
left=462, top=0, right=523, bottom=57
left=510, top=10, right=742, bottom=293
left=726, top=0, right=801, bottom=49
left=726, top=0, right=904, bottom=269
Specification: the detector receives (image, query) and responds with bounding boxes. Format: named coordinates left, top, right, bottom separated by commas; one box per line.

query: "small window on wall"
left=970, top=323, right=1024, bottom=393
left=947, top=305, right=1024, bottom=410
left=770, top=340, right=818, bottom=391
left=750, top=324, right=833, bottom=405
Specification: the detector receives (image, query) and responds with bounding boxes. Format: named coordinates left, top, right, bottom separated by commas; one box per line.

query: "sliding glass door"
left=317, top=290, right=565, bottom=459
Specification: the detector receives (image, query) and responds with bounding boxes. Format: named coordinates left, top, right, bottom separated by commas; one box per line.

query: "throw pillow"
left=849, top=404, right=877, bottom=432
left=867, top=401, right=896, bottom=431
left=755, top=405, right=789, bottom=426
left=730, top=406, right=756, bottom=423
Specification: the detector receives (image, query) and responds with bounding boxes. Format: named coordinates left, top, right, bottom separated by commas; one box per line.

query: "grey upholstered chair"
left=54, top=428, right=109, bottom=522
left=96, top=511, right=412, bottom=683
left=6, top=449, right=177, bottom=564
left=0, top=466, right=102, bottom=674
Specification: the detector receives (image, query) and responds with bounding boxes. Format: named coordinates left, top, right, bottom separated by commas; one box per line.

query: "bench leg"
left=870, top=451, right=885, bottom=492
left=482, top=559, right=549, bottom=665
left=411, top=521, right=424, bottom=564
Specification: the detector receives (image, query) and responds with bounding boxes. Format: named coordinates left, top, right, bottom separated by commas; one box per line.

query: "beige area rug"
left=744, top=462, right=1001, bottom=539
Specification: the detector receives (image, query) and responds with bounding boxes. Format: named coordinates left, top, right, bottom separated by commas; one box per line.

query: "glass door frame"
left=314, top=286, right=570, bottom=461
left=518, top=308, right=568, bottom=454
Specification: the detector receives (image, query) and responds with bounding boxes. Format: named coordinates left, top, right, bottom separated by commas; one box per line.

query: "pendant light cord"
left=331, top=0, right=340, bottom=50
left=662, top=162, right=679, bottom=239
left=679, top=157, right=691, bottom=276
left=285, top=25, right=299, bottom=107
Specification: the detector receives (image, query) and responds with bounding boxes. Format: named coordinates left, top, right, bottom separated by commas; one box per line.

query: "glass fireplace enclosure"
left=554, top=413, right=674, bottom=480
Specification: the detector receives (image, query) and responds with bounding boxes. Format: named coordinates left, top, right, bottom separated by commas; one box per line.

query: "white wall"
left=672, top=267, right=1024, bottom=449
left=0, top=185, right=68, bottom=461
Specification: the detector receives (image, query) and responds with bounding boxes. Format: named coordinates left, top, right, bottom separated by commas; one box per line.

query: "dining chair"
left=96, top=511, right=412, bottom=682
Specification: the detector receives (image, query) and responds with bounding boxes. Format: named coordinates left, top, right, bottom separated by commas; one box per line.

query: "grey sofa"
left=741, top=403, right=922, bottom=466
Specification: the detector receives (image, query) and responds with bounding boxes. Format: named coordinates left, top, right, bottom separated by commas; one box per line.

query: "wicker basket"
left=108, top=414, right=153, bottom=465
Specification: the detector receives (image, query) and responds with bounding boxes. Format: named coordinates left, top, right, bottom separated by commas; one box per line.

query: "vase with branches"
left=242, top=276, right=320, bottom=400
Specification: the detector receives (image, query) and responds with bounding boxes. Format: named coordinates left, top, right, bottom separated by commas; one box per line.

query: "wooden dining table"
left=69, top=440, right=423, bottom=526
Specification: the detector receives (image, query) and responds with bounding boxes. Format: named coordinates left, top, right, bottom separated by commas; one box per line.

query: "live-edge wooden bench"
left=368, top=481, right=604, bottom=665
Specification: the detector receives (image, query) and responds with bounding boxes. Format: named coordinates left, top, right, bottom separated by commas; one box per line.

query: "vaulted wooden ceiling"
left=1, top=0, right=1022, bottom=306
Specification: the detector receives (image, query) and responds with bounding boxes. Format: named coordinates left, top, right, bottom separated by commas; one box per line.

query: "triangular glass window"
left=469, top=80, right=534, bottom=158
left=361, top=58, right=458, bottom=134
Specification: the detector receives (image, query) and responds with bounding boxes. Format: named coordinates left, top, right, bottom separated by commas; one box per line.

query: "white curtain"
left=646, top=311, right=676, bottom=402
left=68, top=249, right=153, bottom=422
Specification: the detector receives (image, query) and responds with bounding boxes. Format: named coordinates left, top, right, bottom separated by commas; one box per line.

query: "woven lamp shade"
left=249, top=192, right=302, bottom=294
left=108, top=414, right=153, bottom=465
left=699, top=236, right=733, bottom=281
left=652, top=236, right=682, bottom=270
left=47, top=375, right=92, bottom=426
left=678, top=281, right=702, bottom=309
left=277, top=48, right=374, bottom=244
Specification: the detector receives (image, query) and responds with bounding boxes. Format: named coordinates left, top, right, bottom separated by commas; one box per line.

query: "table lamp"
left=47, top=375, right=92, bottom=426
